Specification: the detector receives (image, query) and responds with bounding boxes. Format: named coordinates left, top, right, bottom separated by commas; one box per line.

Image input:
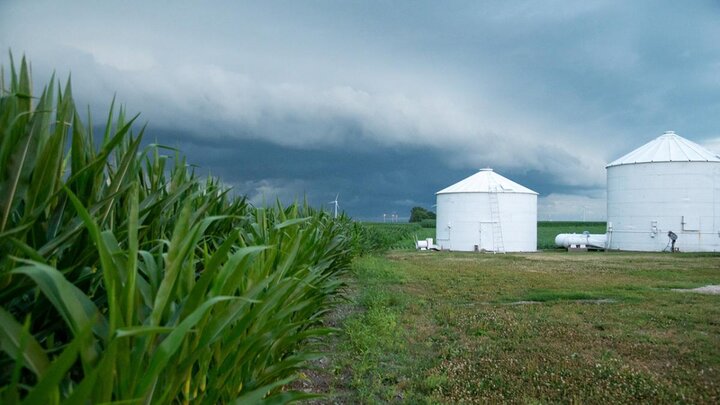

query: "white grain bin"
left=435, top=168, right=537, bottom=252
left=606, top=131, right=720, bottom=252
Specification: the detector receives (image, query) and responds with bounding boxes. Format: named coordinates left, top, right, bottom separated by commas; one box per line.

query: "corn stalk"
left=0, top=55, right=355, bottom=404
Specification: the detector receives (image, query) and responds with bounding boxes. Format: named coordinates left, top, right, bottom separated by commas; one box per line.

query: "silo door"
left=479, top=223, right=494, bottom=251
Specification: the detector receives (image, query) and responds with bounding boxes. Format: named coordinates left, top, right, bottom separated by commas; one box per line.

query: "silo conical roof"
left=436, top=168, right=538, bottom=195
left=606, top=131, right=720, bottom=168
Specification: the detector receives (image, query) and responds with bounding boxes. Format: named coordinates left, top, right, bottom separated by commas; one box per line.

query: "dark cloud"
left=144, top=127, right=466, bottom=220
left=2, top=0, right=719, bottom=220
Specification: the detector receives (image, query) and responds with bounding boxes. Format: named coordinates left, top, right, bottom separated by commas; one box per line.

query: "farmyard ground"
left=302, top=250, right=720, bottom=403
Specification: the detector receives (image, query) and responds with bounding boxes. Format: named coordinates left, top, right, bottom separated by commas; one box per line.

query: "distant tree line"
left=409, top=206, right=436, bottom=223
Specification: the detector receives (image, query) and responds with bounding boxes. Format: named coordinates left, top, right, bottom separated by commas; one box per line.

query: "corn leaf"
left=0, top=307, right=50, bottom=377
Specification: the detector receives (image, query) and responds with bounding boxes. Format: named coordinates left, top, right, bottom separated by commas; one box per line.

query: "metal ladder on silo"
left=488, top=183, right=505, bottom=254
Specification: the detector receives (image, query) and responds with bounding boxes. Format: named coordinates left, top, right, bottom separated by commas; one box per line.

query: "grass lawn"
left=306, top=251, right=720, bottom=403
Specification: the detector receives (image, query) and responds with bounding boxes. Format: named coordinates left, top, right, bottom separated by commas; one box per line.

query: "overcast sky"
left=2, top=1, right=720, bottom=220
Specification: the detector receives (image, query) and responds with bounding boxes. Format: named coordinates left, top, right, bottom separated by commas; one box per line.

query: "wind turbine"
left=329, top=193, right=339, bottom=219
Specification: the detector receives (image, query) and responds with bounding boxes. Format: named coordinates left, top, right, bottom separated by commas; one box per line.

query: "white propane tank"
left=555, top=233, right=607, bottom=249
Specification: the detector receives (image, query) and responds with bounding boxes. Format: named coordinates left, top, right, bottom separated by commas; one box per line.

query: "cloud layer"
left=2, top=1, right=719, bottom=218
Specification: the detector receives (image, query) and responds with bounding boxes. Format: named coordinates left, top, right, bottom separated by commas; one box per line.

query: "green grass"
left=320, top=257, right=414, bottom=403
left=309, top=251, right=720, bottom=403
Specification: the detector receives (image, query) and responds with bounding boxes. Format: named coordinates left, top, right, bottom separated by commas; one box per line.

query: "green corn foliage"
left=0, top=56, right=355, bottom=403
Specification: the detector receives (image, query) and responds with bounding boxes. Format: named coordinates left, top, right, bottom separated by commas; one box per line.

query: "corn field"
left=0, top=56, right=355, bottom=404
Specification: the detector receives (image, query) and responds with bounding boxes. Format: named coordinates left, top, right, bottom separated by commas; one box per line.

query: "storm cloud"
left=2, top=1, right=719, bottom=220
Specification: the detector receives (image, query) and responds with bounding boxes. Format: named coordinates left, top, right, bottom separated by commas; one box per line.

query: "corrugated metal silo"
left=435, top=168, right=537, bottom=252
left=606, top=131, right=720, bottom=252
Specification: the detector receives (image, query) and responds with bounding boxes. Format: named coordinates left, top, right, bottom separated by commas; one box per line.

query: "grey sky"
left=2, top=1, right=719, bottom=220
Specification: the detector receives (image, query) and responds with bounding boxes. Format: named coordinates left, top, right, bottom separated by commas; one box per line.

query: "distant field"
left=309, top=251, right=720, bottom=403
left=362, top=221, right=607, bottom=250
